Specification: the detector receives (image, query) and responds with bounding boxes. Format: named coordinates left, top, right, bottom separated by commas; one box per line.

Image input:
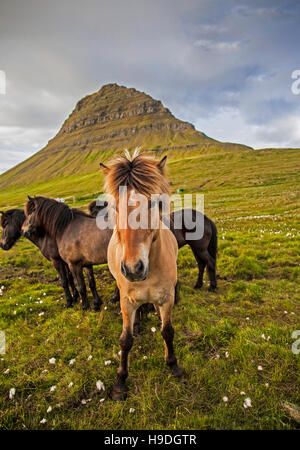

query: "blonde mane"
left=104, top=151, right=169, bottom=199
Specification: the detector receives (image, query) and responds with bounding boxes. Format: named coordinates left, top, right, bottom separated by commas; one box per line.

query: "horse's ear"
left=157, top=155, right=167, bottom=173
left=100, top=163, right=110, bottom=174
left=27, top=195, right=33, bottom=201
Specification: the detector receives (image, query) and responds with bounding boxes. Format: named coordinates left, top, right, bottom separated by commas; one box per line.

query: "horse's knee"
left=120, top=330, right=133, bottom=352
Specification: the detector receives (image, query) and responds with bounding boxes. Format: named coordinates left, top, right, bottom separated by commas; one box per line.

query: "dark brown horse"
left=0, top=208, right=79, bottom=307
left=22, top=197, right=113, bottom=310
left=89, top=203, right=217, bottom=291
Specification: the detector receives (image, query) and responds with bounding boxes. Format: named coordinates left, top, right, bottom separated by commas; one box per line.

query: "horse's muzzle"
left=0, top=240, right=12, bottom=251
left=121, top=260, right=148, bottom=282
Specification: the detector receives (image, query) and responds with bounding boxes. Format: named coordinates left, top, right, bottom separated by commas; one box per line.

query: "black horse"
left=88, top=202, right=217, bottom=292
left=0, top=208, right=100, bottom=308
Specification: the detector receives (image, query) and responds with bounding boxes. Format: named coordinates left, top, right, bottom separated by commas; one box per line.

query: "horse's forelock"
left=105, top=154, right=169, bottom=200
left=25, top=198, right=35, bottom=216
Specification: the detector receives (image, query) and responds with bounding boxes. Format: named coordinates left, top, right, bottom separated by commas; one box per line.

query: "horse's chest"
left=127, top=285, right=170, bottom=306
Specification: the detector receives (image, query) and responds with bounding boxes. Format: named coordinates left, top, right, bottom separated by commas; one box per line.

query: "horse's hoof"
left=65, top=302, right=73, bottom=309
left=82, top=304, right=90, bottom=311
left=93, top=303, right=102, bottom=312
left=171, top=365, right=184, bottom=379
left=194, top=283, right=203, bottom=290
left=111, top=384, right=127, bottom=401
left=208, top=286, right=217, bottom=292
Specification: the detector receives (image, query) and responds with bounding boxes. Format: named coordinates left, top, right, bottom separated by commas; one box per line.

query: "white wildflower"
left=50, top=385, right=56, bottom=392
left=96, top=380, right=105, bottom=391
left=258, top=365, right=263, bottom=371
left=69, top=359, right=76, bottom=365
left=87, top=355, right=93, bottom=361
left=81, top=399, right=87, bottom=405
left=240, top=391, right=246, bottom=396
left=129, top=408, right=135, bottom=413
left=243, top=397, right=252, bottom=409
left=104, top=360, right=111, bottom=366
left=38, top=312, right=44, bottom=317
left=225, top=351, right=229, bottom=358
left=47, top=406, right=52, bottom=413
left=143, top=356, right=148, bottom=360
left=49, top=358, right=56, bottom=364
left=100, top=398, right=105, bottom=403
left=222, top=396, right=228, bottom=402
left=4, top=368, right=10, bottom=374
left=40, top=418, right=47, bottom=424
left=151, top=327, right=156, bottom=333
left=68, top=382, right=74, bottom=388
left=265, top=383, right=269, bottom=387
left=9, top=388, right=15, bottom=399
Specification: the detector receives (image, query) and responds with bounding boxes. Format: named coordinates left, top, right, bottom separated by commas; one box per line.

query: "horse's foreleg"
left=111, top=300, right=136, bottom=401
left=84, top=266, right=102, bottom=311
left=160, top=300, right=183, bottom=379
left=52, top=259, right=73, bottom=308
left=69, top=264, right=89, bottom=310
left=67, top=267, right=79, bottom=303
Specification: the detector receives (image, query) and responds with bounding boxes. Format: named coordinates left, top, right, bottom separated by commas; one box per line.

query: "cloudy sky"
left=0, top=0, right=299, bottom=173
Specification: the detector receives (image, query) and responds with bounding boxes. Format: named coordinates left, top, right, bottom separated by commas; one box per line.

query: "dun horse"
left=22, top=197, right=114, bottom=310
left=101, top=152, right=183, bottom=400
left=89, top=203, right=217, bottom=291
left=0, top=208, right=79, bottom=307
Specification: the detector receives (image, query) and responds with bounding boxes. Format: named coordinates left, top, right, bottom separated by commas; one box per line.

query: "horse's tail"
left=208, top=219, right=217, bottom=260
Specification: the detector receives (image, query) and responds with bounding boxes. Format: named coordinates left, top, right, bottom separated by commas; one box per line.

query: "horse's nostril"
left=135, top=260, right=144, bottom=275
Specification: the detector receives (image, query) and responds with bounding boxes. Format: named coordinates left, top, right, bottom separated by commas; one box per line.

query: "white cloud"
left=195, top=106, right=300, bottom=149
left=194, top=39, right=241, bottom=52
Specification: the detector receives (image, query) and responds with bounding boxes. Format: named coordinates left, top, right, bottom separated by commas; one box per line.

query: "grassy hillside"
left=0, top=146, right=299, bottom=429
left=0, top=83, right=250, bottom=190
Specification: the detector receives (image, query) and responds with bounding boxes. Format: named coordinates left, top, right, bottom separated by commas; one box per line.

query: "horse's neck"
left=27, top=233, right=44, bottom=250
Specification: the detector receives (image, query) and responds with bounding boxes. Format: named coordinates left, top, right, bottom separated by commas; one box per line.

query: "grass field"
left=0, top=147, right=299, bottom=429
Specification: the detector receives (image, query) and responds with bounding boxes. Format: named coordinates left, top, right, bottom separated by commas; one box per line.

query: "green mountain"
left=0, top=83, right=251, bottom=190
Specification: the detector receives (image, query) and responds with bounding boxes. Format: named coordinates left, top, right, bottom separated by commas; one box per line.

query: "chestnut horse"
left=0, top=208, right=79, bottom=307
left=22, top=197, right=113, bottom=310
left=101, top=152, right=182, bottom=400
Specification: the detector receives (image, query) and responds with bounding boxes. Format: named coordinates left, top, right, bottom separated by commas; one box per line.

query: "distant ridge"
left=0, top=83, right=252, bottom=188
